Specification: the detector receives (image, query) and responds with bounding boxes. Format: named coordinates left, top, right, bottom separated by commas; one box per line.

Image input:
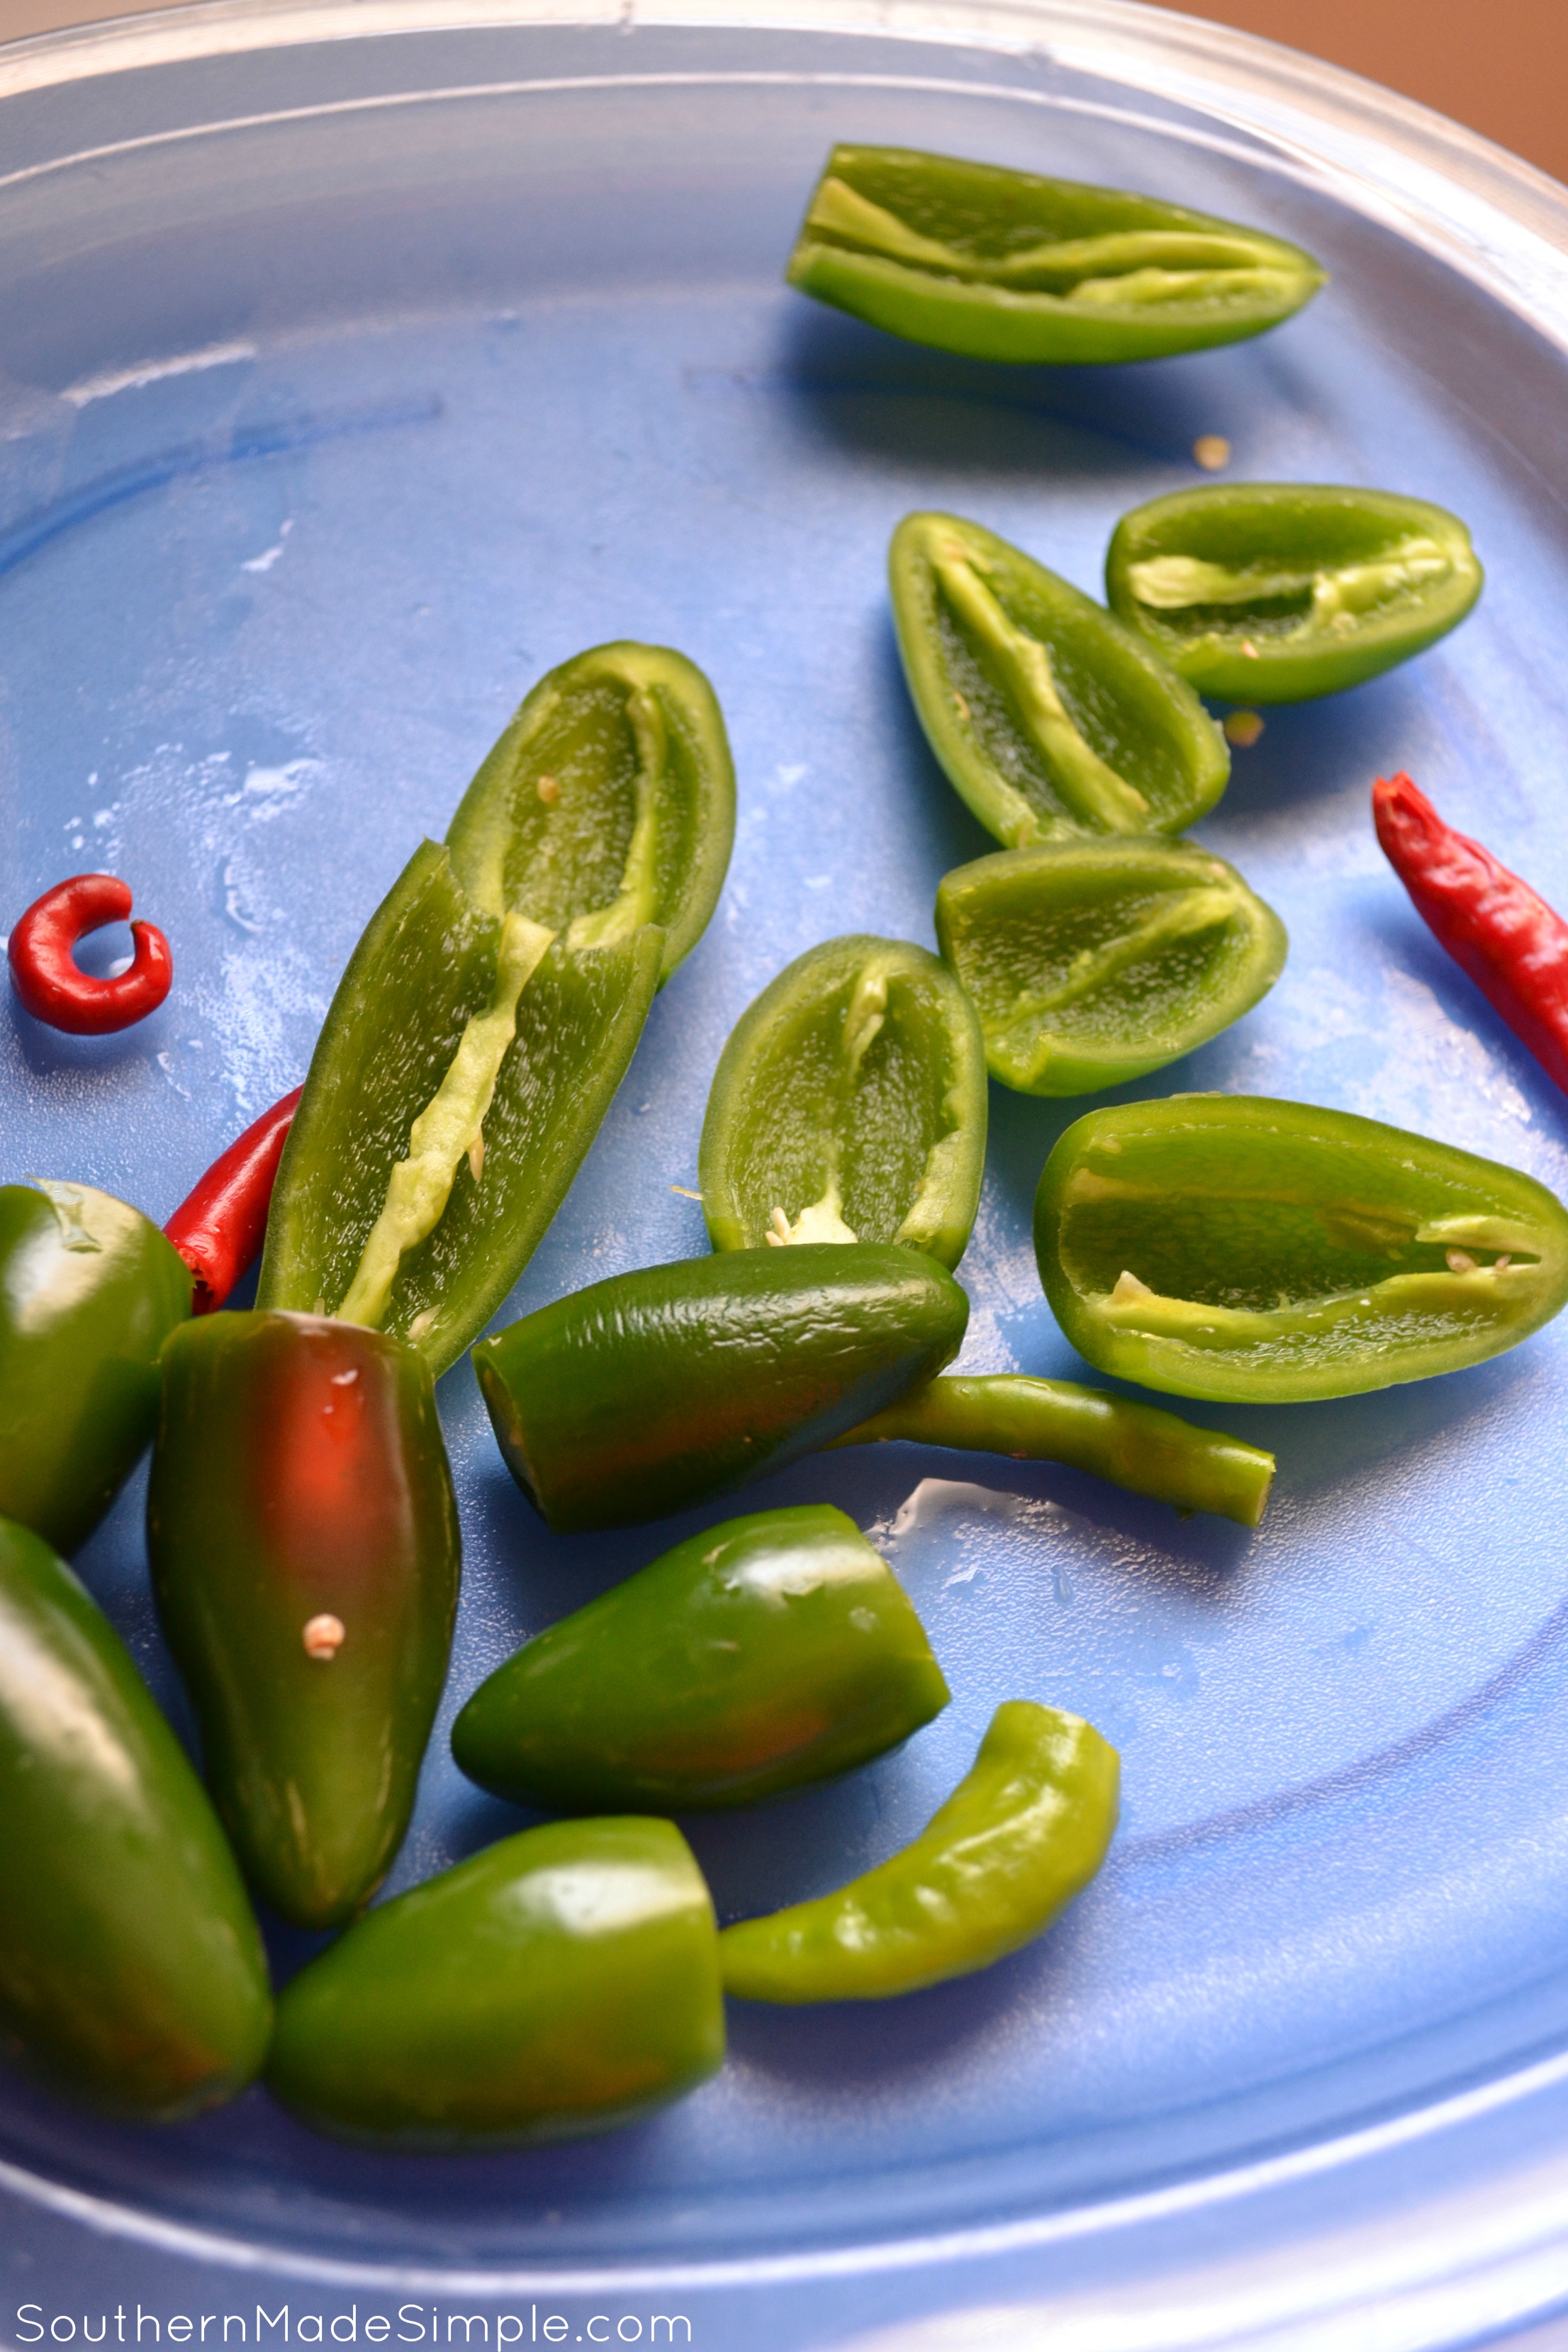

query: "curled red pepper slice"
left=7, top=874, right=172, bottom=1035
left=164, top=1087, right=303, bottom=1314
left=1374, top=771, right=1568, bottom=1094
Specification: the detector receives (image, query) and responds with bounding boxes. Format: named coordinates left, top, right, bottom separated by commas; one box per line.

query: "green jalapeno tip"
left=1036, top=1093, right=1568, bottom=1403
left=699, top=934, right=987, bottom=1267
left=0, top=1516, right=271, bottom=2120
left=719, top=1699, right=1119, bottom=2002
left=267, top=1818, right=724, bottom=2148
left=834, top=1372, right=1275, bottom=1528
left=936, top=839, right=1286, bottom=1096
left=473, top=1241, right=970, bottom=1533
left=1106, top=485, right=1483, bottom=702
left=787, top=145, right=1326, bottom=366
left=453, top=1501, right=951, bottom=1813
left=0, top=1179, right=191, bottom=1557
left=891, top=512, right=1229, bottom=853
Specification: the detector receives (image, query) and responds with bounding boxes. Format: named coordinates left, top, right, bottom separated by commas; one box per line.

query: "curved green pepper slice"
left=452, top=1503, right=949, bottom=1812
left=0, top=1516, right=270, bottom=2119
left=0, top=1181, right=191, bottom=1555
left=258, top=643, right=734, bottom=1377
left=473, top=1242, right=969, bottom=1533
left=147, top=1311, right=461, bottom=1928
left=891, top=513, right=1229, bottom=850
left=834, top=1373, right=1274, bottom=1528
left=698, top=934, right=986, bottom=1267
left=1036, top=1094, right=1568, bottom=1403
left=267, top=1818, right=723, bottom=2148
left=719, top=1700, right=1118, bottom=2001
left=935, top=839, right=1287, bottom=1094
left=1105, top=486, right=1483, bottom=702
left=787, top=146, right=1326, bottom=364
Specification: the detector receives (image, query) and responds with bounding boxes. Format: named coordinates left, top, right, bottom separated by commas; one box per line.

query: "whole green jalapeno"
left=258, top=643, right=735, bottom=1377
left=1036, top=1094, right=1568, bottom=1403
left=267, top=1818, right=723, bottom=2148
left=698, top=934, right=986, bottom=1266
left=147, top=1310, right=461, bottom=1929
left=719, top=1700, right=1118, bottom=2001
left=787, top=146, right=1326, bottom=364
left=891, top=513, right=1229, bottom=851
left=452, top=1503, right=950, bottom=1813
left=1105, top=486, right=1483, bottom=702
left=0, top=1516, right=270, bottom=2119
left=0, top=1180, right=190, bottom=1555
left=473, top=1242, right=969, bottom=1533
left=833, top=1373, right=1274, bottom=1528
left=935, top=839, right=1287, bottom=1094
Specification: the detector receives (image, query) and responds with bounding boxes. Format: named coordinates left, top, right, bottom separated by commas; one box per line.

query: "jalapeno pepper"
left=936, top=839, right=1286, bottom=1094
left=0, top=1180, right=191, bottom=1555
left=473, top=1242, right=969, bottom=1533
left=719, top=1700, right=1118, bottom=2001
left=147, top=1311, right=461, bottom=1928
left=267, top=1818, right=723, bottom=2147
left=1035, top=1094, right=1568, bottom=1404
left=891, top=513, right=1229, bottom=851
left=787, top=146, right=1326, bottom=364
left=1105, top=486, right=1483, bottom=702
left=698, top=934, right=986, bottom=1266
left=453, top=1503, right=949, bottom=1813
left=258, top=643, right=734, bottom=1377
left=833, top=1374, right=1274, bottom=1527
left=0, top=1516, right=270, bottom=2118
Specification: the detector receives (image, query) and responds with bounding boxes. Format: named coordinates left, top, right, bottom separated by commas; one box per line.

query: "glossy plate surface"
left=6, top=3, right=1568, bottom=2344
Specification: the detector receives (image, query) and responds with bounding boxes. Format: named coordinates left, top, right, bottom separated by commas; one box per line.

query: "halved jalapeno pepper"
left=698, top=934, right=986, bottom=1267
left=1036, top=1094, right=1568, bottom=1403
left=719, top=1700, right=1118, bottom=2001
left=258, top=643, right=734, bottom=1377
left=936, top=839, right=1286, bottom=1094
left=1105, top=486, right=1483, bottom=702
left=892, top=513, right=1229, bottom=851
left=452, top=1503, right=949, bottom=1813
left=787, top=146, right=1326, bottom=364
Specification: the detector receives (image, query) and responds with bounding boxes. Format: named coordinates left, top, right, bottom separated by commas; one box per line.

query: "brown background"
left=0, top=0, right=1565, bottom=184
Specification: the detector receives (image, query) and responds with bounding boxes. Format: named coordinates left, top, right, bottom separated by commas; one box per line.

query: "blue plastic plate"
left=7, top=4, right=1568, bottom=2345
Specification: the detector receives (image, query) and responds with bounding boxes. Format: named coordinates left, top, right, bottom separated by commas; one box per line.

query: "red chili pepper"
left=164, top=1087, right=303, bottom=1314
left=1373, top=772, right=1568, bottom=1094
left=7, top=873, right=173, bottom=1034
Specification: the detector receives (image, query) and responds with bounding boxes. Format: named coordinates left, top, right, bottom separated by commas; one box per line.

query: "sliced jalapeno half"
left=698, top=934, right=986, bottom=1267
left=259, top=643, right=734, bottom=1377
left=1106, top=486, right=1483, bottom=702
left=936, top=839, right=1286, bottom=1095
left=892, top=513, right=1229, bottom=851
left=1036, top=1094, right=1568, bottom=1403
left=719, top=1700, right=1119, bottom=2002
left=787, top=146, right=1326, bottom=364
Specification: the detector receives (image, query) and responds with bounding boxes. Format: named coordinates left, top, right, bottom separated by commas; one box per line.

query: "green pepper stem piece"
left=267, top=1818, right=724, bottom=2148
left=452, top=1502, right=951, bottom=1813
left=337, top=909, right=555, bottom=1328
left=930, top=547, right=1150, bottom=834
left=833, top=1372, right=1272, bottom=1528
left=719, top=1700, right=1119, bottom=2002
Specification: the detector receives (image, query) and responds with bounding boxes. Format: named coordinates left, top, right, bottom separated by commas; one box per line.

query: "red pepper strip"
left=7, top=873, right=173, bottom=1034
left=164, top=1087, right=303, bottom=1314
left=1373, top=772, right=1568, bottom=1094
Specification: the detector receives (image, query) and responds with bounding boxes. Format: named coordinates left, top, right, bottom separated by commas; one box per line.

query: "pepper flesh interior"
left=1126, top=538, right=1455, bottom=641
